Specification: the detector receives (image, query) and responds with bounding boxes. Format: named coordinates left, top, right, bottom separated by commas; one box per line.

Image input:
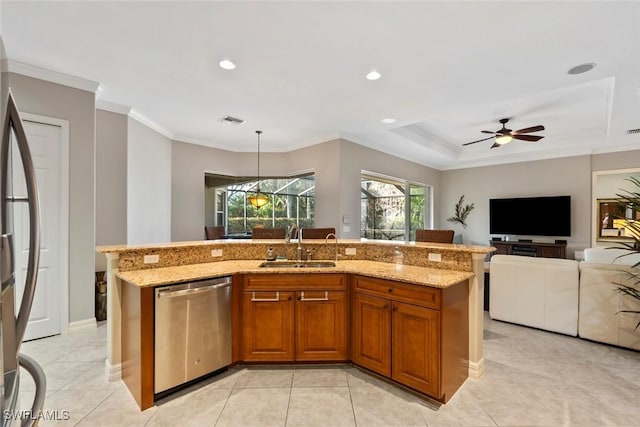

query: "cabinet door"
left=351, top=292, right=391, bottom=376
left=295, top=291, right=347, bottom=361
left=539, top=246, right=562, bottom=258
left=392, top=301, right=440, bottom=398
left=242, top=291, right=294, bottom=361
left=492, top=242, right=509, bottom=255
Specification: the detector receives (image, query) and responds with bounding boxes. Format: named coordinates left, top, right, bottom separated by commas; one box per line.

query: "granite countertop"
left=97, top=238, right=493, bottom=255
left=117, top=259, right=474, bottom=289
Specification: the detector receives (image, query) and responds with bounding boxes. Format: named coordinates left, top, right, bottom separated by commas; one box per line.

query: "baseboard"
left=105, top=359, right=122, bottom=382
left=468, top=357, right=485, bottom=379
left=67, top=318, right=97, bottom=334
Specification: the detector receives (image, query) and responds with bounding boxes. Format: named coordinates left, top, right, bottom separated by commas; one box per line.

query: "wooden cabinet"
left=242, top=291, right=295, bottom=361
left=351, top=275, right=468, bottom=403
left=295, top=290, right=347, bottom=361
left=351, top=292, right=391, bottom=376
left=242, top=274, right=348, bottom=362
left=491, top=241, right=566, bottom=259
left=392, top=301, right=440, bottom=397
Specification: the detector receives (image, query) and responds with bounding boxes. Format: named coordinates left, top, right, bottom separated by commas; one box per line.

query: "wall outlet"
left=343, top=225, right=351, bottom=233
left=345, top=247, right=356, bottom=255
left=428, top=253, right=442, bottom=262
left=143, top=254, right=159, bottom=264
left=211, top=249, right=223, bottom=257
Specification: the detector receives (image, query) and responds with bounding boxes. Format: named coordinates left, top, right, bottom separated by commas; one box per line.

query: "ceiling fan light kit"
left=462, top=117, right=545, bottom=149
left=494, top=134, right=513, bottom=145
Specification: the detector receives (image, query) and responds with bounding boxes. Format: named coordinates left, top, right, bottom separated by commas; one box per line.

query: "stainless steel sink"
left=259, top=261, right=336, bottom=268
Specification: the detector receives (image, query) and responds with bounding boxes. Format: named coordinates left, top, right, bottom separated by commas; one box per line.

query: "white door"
left=11, top=120, right=63, bottom=341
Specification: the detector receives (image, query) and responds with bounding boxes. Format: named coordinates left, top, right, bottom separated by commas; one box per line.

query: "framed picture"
left=597, top=198, right=640, bottom=241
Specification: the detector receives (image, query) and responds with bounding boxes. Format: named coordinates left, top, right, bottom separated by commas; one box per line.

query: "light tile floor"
left=14, top=313, right=640, bottom=426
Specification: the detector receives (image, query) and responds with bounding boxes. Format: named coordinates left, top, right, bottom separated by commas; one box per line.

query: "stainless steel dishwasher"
left=154, top=276, right=232, bottom=394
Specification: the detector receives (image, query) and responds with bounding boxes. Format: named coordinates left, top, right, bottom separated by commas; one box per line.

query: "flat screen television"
left=490, top=196, right=571, bottom=237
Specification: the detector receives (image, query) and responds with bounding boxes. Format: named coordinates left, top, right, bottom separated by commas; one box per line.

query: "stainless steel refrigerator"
left=1, top=91, right=46, bottom=426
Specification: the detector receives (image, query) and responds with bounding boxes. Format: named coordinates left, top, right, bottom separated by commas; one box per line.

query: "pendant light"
left=248, top=130, right=269, bottom=208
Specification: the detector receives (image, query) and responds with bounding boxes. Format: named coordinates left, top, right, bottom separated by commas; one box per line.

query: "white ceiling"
left=2, top=1, right=639, bottom=170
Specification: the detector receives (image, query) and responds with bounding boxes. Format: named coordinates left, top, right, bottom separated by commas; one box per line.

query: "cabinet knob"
left=393, top=306, right=397, bottom=312
left=388, top=288, right=393, bottom=293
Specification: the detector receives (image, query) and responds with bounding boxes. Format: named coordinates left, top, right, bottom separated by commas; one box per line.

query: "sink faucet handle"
left=306, top=248, right=313, bottom=261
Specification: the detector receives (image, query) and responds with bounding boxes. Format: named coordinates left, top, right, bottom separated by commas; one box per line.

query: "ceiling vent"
left=627, top=128, right=640, bottom=135
left=220, top=115, right=245, bottom=125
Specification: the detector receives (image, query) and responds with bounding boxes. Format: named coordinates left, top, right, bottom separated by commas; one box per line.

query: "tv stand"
left=490, top=241, right=566, bottom=259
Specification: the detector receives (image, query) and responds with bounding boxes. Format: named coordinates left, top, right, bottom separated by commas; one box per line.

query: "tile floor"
left=14, top=313, right=640, bottom=426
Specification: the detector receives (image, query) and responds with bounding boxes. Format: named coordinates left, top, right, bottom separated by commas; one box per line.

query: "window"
left=205, top=173, right=315, bottom=235
left=360, top=173, right=431, bottom=241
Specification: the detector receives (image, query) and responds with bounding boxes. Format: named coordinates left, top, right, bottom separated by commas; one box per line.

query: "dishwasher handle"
left=157, top=281, right=231, bottom=299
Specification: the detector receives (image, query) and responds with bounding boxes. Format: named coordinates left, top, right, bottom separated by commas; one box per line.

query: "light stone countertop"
left=117, top=259, right=474, bottom=289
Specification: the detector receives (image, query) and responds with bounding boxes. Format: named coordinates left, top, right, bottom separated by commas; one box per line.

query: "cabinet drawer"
left=244, top=274, right=346, bottom=291
left=352, top=275, right=440, bottom=310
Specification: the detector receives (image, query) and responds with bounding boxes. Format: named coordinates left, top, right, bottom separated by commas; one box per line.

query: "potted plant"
left=612, top=176, right=640, bottom=329
left=447, top=195, right=475, bottom=228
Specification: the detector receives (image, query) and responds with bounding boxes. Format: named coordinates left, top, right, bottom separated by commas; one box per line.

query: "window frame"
left=360, top=171, right=432, bottom=242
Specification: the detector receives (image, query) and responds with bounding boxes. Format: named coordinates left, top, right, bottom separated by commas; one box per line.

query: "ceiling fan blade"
left=513, top=134, right=544, bottom=142
left=462, top=136, right=494, bottom=146
left=490, top=142, right=501, bottom=149
left=481, top=130, right=496, bottom=134
left=513, top=125, right=544, bottom=134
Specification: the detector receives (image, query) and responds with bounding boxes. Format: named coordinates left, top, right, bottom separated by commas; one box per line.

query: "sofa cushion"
left=489, top=255, right=579, bottom=336
left=583, top=247, right=640, bottom=265
left=578, top=261, right=640, bottom=350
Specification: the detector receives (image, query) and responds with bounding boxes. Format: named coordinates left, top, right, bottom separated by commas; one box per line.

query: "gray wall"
left=338, top=140, right=441, bottom=239
left=287, top=139, right=342, bottom=231
left=440, top=155, right=592, bottom=258
left=127, top=117, right=172, bottom=244
left=5, top=72, right=96, bottom=323
left=95, top=109, right=127, bottom=270
left=592, top=150, right=640, bottom=172
left=172, top=139, right=339, bottom=242
left=171, top=138, right=439, bottom=242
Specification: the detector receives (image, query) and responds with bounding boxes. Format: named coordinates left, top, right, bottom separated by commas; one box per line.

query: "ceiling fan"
left=462, top=118, right=545, bottom=149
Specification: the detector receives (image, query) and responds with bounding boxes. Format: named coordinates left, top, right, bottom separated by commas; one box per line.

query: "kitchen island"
left=97, top=239, right=493, bottom=409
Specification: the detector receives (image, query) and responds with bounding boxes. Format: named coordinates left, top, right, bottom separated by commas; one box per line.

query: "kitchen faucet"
left=286, top=225, right=303, bottom=261
left=325, top=232, right=338, bottom=261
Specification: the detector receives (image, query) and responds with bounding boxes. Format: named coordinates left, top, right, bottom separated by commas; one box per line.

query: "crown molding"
left=591, top=143, right=640, bottom=155
left=96, top=100, right=132, bottom=115
left=440, top=145, right=595, bottom=171
left=1, top=58, right=100, bottom=92
left=129, top=109, right=174, bottom=140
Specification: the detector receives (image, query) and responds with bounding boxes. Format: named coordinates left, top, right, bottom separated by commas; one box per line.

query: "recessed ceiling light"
left=219, top=59, right=237, bottom=70
left=366, top=70, right=381, bottom=80
left=381, top=118, right=396, bottom=124
left=567, top=62, right=595, bottom=75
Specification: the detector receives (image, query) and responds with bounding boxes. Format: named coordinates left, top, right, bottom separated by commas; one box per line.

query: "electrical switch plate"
left=345, top=247, right=356, bottom=255
left=428, top=253, right=442, bottom=262
left=144, top=254, right=159, bottom=264
left=211, top=249, right=223, bottom=257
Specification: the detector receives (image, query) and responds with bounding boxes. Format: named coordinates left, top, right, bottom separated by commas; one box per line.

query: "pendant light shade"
left=248, top=130, right=269, bottom=208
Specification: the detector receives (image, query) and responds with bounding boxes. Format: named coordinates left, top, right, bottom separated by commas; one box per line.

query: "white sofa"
left=490, top=255, right=580, bottom=336
left=578, top=248, right=640, bottom=350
